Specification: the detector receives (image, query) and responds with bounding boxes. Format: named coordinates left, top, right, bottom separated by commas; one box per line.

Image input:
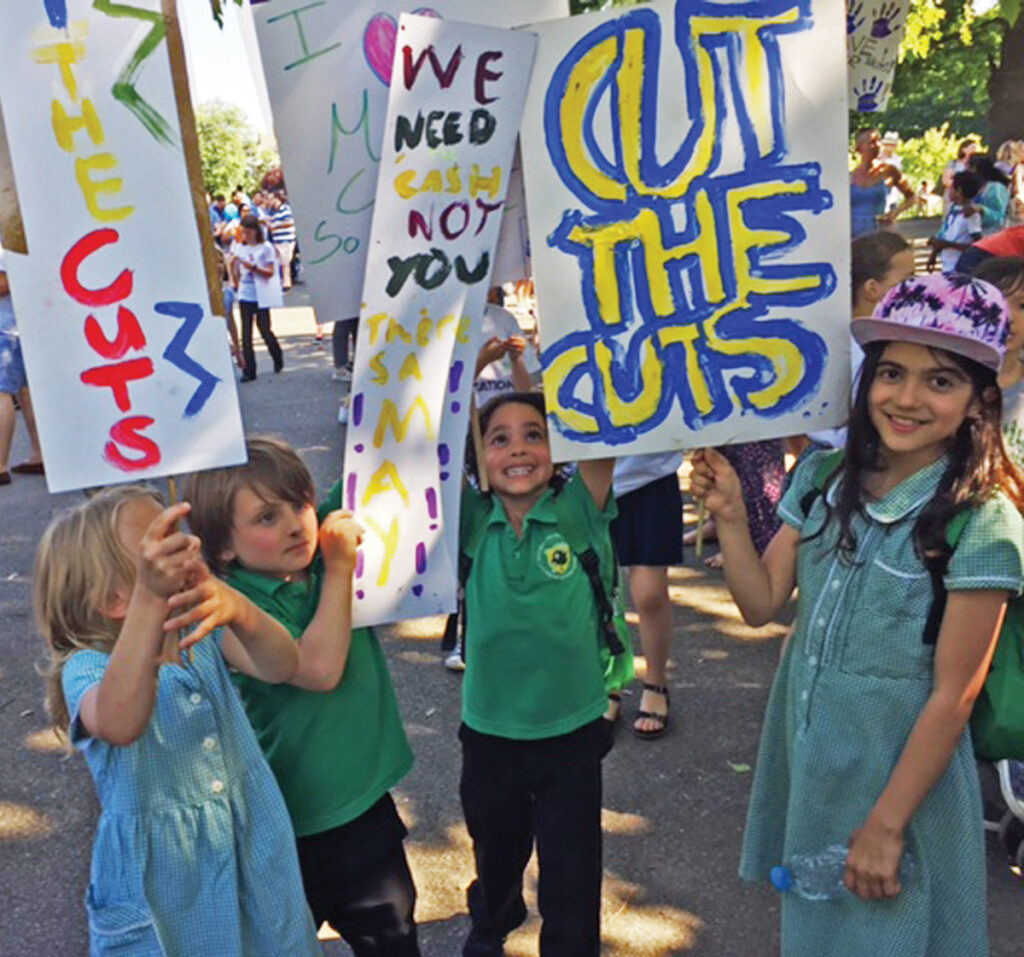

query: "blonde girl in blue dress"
left=692, top=273, right=1024, bottom=956
left=36, top=486, right=321, bottom=956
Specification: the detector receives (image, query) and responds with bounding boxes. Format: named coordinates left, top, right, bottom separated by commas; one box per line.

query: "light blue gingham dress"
left=740, top=451, right=1024, bottom=956
left=63, top=630, right=320, bottom=956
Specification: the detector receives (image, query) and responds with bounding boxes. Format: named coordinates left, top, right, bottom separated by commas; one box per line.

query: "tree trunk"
left=988, top=14, right=1024, bottom=145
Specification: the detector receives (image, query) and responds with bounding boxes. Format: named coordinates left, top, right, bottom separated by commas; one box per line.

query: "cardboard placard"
left=342, top=14, right=536, bottom=626
left=0, top=0, right=245, bottom=493
left=520, top=0, right=851, bottom=460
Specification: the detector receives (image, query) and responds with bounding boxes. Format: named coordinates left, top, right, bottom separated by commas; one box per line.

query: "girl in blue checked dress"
left=36, top=486, right=320, bottom=956
left=693, top=273, right=1024, bottom=956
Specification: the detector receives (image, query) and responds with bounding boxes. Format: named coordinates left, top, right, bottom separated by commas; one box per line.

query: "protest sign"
left=847, top=0, right=910, bottom=113
left=519, top=0, right=851, bottom=461
left=342, top=14, right=536, bottom=627
left=250, top=0, right=564, bottom=322
left=0, top=0, right=245, bottom=493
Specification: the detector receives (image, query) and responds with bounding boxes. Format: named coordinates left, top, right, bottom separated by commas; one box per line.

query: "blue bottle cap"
left=770, top=865, right=794, bottom=892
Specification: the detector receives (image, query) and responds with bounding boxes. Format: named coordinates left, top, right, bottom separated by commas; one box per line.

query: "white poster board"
left=0, top=1, right=245, bottom=493
left=519, top=0, right=851, bottom=461
left=250, top=0, right=565, bottom=321
left=847, top=0, right=910, bottom=113
left=342, top=15, right=536, bottom=627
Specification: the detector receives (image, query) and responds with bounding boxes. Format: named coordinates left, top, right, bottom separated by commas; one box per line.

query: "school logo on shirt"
left=538, top=535, right=576, bottom=579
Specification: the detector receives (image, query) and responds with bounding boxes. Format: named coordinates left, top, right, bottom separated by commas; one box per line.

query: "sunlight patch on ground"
left=382, top=616, right=447, bottom=643
left=23, top=728, right=66, bottom=754
left=503, top=868, right=704, bottom=957
left=406, top=822, right=477, bottom=924
left=396, top=650, right=443, bottom=666
left=0, top=802, right=54, bottom=841
left=601, top=808, right=651, bottom=836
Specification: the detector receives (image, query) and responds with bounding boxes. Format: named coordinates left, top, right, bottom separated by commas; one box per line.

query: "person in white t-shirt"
left=231, top=215, right=284, bottom=382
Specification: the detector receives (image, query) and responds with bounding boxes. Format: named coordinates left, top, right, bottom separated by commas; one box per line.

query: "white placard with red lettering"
left=250, top=0, right=565, bottom=322
left=342, top=15, right=536, bottom=627
left=0, top=2, right=245, bottom=493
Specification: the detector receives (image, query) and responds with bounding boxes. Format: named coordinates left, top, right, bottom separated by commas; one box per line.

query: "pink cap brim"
left=850, top=317, right=1003, bottom=371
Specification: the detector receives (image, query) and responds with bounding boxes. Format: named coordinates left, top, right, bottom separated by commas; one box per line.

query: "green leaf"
left=728, top=762, right=751, bottom=774
left=1001, top=0, right=1022, bottom=26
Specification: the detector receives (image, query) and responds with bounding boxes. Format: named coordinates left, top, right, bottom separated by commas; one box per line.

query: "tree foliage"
left=194, top=100, right=278, bottom=197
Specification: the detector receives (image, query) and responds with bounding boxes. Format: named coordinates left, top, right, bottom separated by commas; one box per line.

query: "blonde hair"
left=35, top=485, right=164, bottom=733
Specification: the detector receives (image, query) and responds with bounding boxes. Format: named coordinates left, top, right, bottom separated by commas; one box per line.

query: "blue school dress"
left=740, top=452, right=1024, bottom=956
left=62, top=630, right=319, bottom=956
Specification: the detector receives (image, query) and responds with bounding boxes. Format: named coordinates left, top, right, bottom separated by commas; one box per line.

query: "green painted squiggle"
left=93, top=0, right=175, bottom=146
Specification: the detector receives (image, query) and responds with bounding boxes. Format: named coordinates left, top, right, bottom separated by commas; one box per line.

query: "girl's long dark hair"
left=823, top=342, right=1024, bottom=570
left=465, top=392, right=567, bottom=492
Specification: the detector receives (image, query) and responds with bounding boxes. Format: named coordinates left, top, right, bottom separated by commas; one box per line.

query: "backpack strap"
left=921, top=508, right=973, bottom=646
left=798, top=449, right=845, bottom=520
left=550, top=487, right=626, bottom=657
left=454, top=490, right=492, bottom=662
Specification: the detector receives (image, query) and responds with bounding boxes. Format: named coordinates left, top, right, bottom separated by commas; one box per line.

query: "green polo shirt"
left=227, top=487, right=412, bottom=837
left=462, top=473, right=614, bottom=740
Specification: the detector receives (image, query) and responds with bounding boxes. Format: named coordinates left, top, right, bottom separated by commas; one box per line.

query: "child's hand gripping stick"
left=319, top=510, right=364, bottom=576
left=165, top=563, right=253, bottom=650
left=136, top=502, right=200, bottom=666
left=690, top=448, right=747, bottom=527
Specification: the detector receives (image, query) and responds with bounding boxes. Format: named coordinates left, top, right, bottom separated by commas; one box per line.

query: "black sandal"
left=633, top=683, right=670, bottom=739
left=604, top=692, right=622, bottom=724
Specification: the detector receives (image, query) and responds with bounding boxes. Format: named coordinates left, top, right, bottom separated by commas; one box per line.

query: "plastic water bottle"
left=770, top=845, right=917, bottom=901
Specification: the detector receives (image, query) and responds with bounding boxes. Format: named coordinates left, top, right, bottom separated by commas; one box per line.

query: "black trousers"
left=459, top=720, right=605, bottom=957
left=239, top=299, right=283, bottom=377
left=296, top=793, right=420, bottom=956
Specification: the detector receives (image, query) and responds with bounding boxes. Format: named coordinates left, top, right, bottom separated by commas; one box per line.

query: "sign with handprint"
left=848, top=0, right=910, bottom=113
left=519, top=0, right=851, bottom=460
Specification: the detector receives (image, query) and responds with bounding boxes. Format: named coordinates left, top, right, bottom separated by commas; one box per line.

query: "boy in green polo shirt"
left=184, top=437, right=418, bottom=956
left=459, top=392, right=623, bottom=957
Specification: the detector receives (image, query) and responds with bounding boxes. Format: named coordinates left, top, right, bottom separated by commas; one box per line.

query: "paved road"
left=1, top=297, right=1022, bottom=955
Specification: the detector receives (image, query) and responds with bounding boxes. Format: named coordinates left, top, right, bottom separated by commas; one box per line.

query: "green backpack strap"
left=921, top=508, right=974, bottom=647
left=798, top=448, right=845, bottom=520
left=550, top=487, right=627, bottom=657
left=458, top=488, right=491, bottom=588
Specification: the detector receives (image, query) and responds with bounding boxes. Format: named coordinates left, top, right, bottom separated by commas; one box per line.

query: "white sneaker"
left=337, top=401, right=349, bottom=425
left=331, top=367, right=353, bottom=382
left=444, top=650, right=465, bottom=672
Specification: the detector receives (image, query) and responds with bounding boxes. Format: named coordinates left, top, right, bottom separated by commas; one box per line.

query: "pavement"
left=2, top=283, right=1023, bottom=956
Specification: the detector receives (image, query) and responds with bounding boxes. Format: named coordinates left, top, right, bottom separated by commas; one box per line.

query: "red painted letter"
left=80, top=357, right=154, bottom=412
left=61, top=229, right=133, bottom=307
left=104, top=416, right=161, bottom=471
left=84, top=305, right=146, bottom=360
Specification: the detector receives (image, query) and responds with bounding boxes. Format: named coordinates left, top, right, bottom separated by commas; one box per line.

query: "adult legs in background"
left=333, top=317, right=359, bottom=370
left=275, top=241, right=296, bottom=290
left=0, top=393, right=15, bottom=477
left=239, top=300, right=258, bottom=380
left=611, top=471, right=682, bottom=737
left=627, top=566, right=672, bottom=735
left=13, top=387, right=41, bottom=466
left=254, top=307, right=284, bottom=373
